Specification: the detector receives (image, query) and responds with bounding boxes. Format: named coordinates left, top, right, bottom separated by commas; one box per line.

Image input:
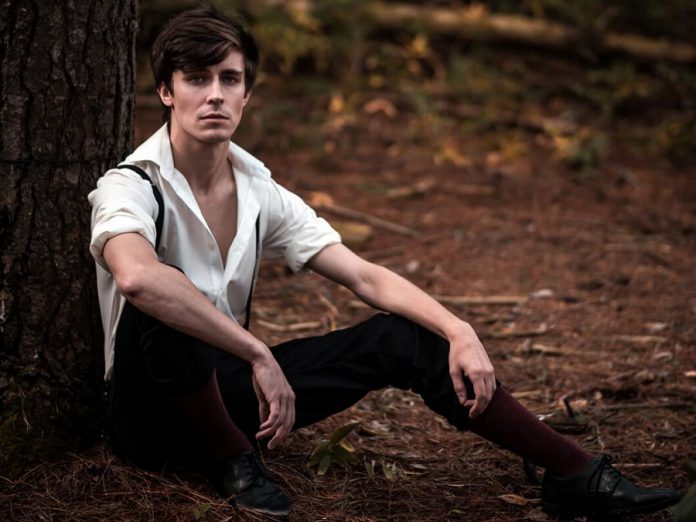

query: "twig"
left=558, top=369, right=642, bottom=403
left=316, top=292, right=338, bottom=316
left=620, top=463, right=668, bottom=469
left=486, top=324, right=550, bottom=339
left=316, top=202, right=419, bottom=238
left=609, top=335, right=669, bottom=344
left=432, top=295, right=528, bottom=306
left=596, top=401, right=693, bottom=412
left=442, top=182, right=497, bottom=196
left=256, top=320, right=322, bottom=332
left=518, top=342, right=586, bottom=357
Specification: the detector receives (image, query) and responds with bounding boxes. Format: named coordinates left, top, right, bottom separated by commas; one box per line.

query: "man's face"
left=158, top=49, right=250, bottom=146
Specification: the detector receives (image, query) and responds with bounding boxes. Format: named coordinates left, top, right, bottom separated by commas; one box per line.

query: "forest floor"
left=3, top=47, right=696, bottom=521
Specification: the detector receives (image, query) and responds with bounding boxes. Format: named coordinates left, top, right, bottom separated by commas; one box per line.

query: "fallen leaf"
left=386, top=177, right=436, bottom=199
left=331, top=221, right=373, bottom=248
left=329, top=93, right=344, bottom=113
left=308, top=191, right=334, bottom=207
left=363, top=98, right=398, bottom=118
left=530, top=288, right=554, bottom=299
left=435, top=146, right=471, bottom=167
left=646, top=322, right=669, bottom=333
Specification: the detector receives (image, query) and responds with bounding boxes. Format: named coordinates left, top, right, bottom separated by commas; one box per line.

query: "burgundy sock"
left=468, top=387, right=593, bottom=478
left=170, top=368, right=253, bottom=461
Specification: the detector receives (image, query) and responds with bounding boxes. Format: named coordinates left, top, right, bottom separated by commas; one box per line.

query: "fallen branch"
left=517, top=341, right=585, bottom=357
left=510, top=390, right=543, bottom=399
left=609, top=335, right=669, bottom=344
left=620, top=463, right=670, bottom=469
left=365, top=2, right=696, bottom=64
left=487, top=324, right=550, bottom=339
left=431, top=295, right=527, bottom=306
left=558, top=369, right=645, bottom=404
left=249, top=1, right=696, bottom=63
left=310, top=192, right=419, bottom=238
left=596, top=401, right=692, bottom=412
left=257, top=319, right=322, bottom=332
left=446, top=183, right=497, bottom=197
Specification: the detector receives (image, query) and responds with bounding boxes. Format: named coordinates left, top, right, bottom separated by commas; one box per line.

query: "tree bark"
left=0, top=0, right=137, bottom=475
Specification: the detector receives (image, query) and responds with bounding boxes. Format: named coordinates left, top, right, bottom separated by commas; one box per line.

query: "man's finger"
left=282, top=394, right=294, bottom=429
left=288, top=401, right=296, bottom=433
left=469, top=377, right=489, bottom=418
left=258, top=398, right=282, bottom=433
left=450, top=370, right=468, bottom=405
left=265, top=400, right=291, bottom=448
left=487, top=376, right=497, bottom=403
left=258, top=398, right=270, bottom=424
left=268, top=425, right=288, bottom=450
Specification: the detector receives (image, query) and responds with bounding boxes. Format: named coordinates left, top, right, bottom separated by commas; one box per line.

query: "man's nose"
left=207, top=78, right=223, bottom=103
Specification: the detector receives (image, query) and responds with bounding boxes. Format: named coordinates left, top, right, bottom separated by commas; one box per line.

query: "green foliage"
left=551, top=128, right=609, bottom=173
left=191, top=503, right=210, bottom=521
left=308, top=421, right=361, bottom=476
left=365, top=456, right=406, bottom=482
left=447, top=52, right=528, bottom=103
left=251, top=7, right=331, bottom=75
left=136, top=1, right=696, bottom=167
left=583, top=62, right=661, bottom=117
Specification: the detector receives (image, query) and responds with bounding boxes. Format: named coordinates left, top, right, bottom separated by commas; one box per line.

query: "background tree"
left=0, top=0, right=137, bottom=475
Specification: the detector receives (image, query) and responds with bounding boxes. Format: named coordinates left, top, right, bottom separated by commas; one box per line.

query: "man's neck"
left=169, top=129, right=232, bottom=194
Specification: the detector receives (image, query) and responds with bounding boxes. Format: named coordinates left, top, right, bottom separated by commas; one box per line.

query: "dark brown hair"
left=150, top=5, right=260, bottom=119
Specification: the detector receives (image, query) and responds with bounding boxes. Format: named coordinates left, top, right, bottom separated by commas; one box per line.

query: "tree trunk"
left=0, top=0, right=137, bottom=475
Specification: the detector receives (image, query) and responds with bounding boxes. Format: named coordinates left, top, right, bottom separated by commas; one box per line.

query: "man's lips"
left=200, top=114, right=229, bottom=120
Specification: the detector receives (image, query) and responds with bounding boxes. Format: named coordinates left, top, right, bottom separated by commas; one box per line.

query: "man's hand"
left=250, top=352, right=296, bottom=449
left=448, top=323, right=496, bottom=418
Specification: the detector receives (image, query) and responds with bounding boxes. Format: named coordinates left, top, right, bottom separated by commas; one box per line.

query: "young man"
left=89, top=6, right=680, bottom=519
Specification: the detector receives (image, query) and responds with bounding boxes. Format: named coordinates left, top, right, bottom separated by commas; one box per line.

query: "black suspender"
left=243, top=216, right=260, bottom=330
left=117, top=163, right=260, bottom=331
left=118, top=164, right=164, bottom=252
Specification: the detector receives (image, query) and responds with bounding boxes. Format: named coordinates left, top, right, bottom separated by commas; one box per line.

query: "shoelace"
left=587, top=455, right=623, bottom=495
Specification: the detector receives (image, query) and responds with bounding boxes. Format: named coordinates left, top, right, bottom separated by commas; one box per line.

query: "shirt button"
left=208, top=243, right=215, bottom=250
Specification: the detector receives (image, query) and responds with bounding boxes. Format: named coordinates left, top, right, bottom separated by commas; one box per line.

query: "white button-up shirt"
left=89, top=124, right=340, bottom=379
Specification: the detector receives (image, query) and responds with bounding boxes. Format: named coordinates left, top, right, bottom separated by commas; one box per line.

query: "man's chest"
left=194, top=187, right=238, bottom=265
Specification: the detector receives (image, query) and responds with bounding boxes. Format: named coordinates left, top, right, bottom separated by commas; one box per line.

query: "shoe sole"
left=542, top=497, right=679, bottom=520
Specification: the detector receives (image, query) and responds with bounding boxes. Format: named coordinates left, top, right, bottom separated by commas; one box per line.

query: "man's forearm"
left=125, top=262, right=269, bottom=362
left=104, top=233, right=269, bottom=365
left=352, top=263, right=472, bottom=343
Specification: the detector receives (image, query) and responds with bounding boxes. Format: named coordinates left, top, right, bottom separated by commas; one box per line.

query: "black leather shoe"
left=542, top=455, right=680, bottom=519
left=209, top=452, right=292, bottom=518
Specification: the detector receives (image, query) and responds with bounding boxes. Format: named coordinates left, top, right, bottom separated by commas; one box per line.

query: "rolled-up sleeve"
left=263, top=180, right=341, bottom=272
left=88, top=168, right=158, bottom=271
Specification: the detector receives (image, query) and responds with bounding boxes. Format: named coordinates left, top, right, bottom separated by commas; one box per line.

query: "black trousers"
left=110, top=302, right=477, bottom=470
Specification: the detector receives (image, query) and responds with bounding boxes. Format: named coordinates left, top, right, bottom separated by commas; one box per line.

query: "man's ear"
left=158, top=83, right=174, bottom=107
left=242, top=89, right=252, bottom=107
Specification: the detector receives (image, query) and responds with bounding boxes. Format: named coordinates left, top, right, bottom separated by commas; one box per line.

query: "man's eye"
left=188, top=76, right=205, bottom=84
left=222, top=76, right=240, bottom=84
